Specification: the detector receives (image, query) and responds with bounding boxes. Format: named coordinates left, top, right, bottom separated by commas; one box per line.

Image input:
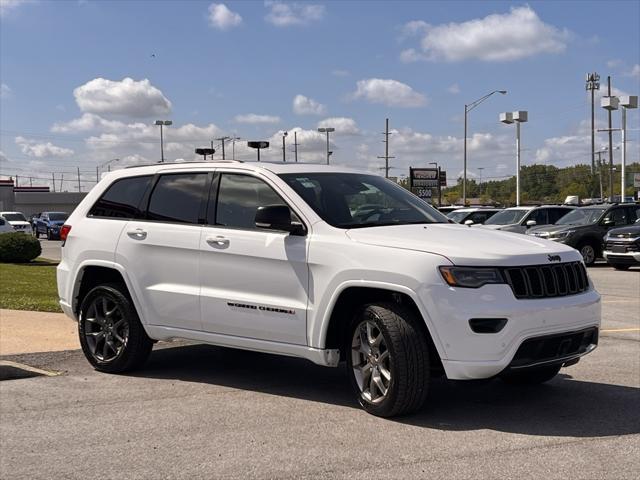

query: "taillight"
left=60, top=224, right=72, bottom=243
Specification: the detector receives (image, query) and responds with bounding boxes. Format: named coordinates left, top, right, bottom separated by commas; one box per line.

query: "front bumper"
left=420, top=282, right=601, bottom=380
left=603, top=250, right=640, bottom=264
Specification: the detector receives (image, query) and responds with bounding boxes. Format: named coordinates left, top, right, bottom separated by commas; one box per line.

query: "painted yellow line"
left=601, top=328, right=640, bottom=333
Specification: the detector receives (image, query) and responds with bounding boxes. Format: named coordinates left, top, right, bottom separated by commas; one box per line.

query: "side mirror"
left=464, top=219, right=474, bottom=225
left=526, top=220, right=537, bottom=228
left=255, top=205, right=305, bottom=235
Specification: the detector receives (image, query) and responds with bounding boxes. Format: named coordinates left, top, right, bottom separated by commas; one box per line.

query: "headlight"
left=439, top=266, right=504, bottom=288
left=549, top=230, right=574, bottom=241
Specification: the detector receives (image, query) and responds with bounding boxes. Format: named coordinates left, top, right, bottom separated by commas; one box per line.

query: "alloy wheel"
left=83, top=296, right=129, bottom=362
left=351, top=320, right=392, bottom=404
left=580, top=245, right=595, bottom=265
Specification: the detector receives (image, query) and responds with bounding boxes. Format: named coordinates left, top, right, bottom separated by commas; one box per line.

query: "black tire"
left=577, top=241, right=598, bottom=266
left=46, top=228, right=51, bottom=240
left=78, top=283, right=153, bottom=373
left=346, top=302, right=430, bottom=417
left=612, top=264, right=630, bottom=271
left=501, top=364, right=561, bottom=385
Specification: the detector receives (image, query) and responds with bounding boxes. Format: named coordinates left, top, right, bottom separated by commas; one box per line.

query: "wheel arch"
left=320, top=284, right=445, bottom=372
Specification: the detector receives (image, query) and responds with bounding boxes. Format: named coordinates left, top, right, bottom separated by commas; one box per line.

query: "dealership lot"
left=1, top=266, right=638, bottom=479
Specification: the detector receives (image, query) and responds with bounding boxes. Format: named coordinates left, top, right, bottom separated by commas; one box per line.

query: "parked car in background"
left=0, top=215, right=15, bottom=234
left=0, top=211, right=33, bottom=235
left=437, top=206, right=461, bottom=214
left=479, top=205, right=575, bottom=234
left=446, top=207, right=501, bottom=225
left=527, top=204, right=640, bottom=266
left=602, top=218, right=640, bottom=270
left=35, top=211, right=69, bottom=239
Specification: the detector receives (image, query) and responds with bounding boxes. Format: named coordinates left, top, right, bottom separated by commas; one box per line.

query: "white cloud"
left=317, top=117, right=359, bottom=135
left=234, top=113, right=281, bottom=124
left=293, top=94, right=326, bottom=115
left=264, top=1, right=325, bottom=27
left=208, top=3, right=242, bottom=30
left=0, top=83, right=11, bottom=98
left=606, top=59, right=623, bottom=68
left=332, top=69, right=350, bottom=77
left=51, top=113, right=130, bottom=133
left=352, top=78, right=427, bottom=108
left=402, top=6, right=569, bottom=62
left=627, top=64, right=640, bottom=79
left=73, top=77, right=172, bottom=117
left=0, top=0, right=29, bottom=17
left=15, top=136, right=74, bottom=158
left=447, top=83, right=460, bottom=94
left=401, top=20, right=429, bottom=37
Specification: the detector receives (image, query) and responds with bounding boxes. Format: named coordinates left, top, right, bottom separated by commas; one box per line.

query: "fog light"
left=469, top=318, right=508, bottom=334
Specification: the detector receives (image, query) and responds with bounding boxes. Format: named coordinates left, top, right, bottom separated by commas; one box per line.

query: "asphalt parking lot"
left=1, top=266, right=638, bottom=479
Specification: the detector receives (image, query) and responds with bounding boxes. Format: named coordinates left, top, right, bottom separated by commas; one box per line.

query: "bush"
left=0, top=232, right=42, bottom=263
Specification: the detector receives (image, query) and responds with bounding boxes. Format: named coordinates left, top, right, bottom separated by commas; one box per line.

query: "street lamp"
left=619, top=96, right=638, bottom=201
left=195, top=148, right=215, bottom=161
left=317, top=127, right=335, bottom=165
left=500, top=110, right=528, bottom=207
left=154, top=120, right=172, bottom=163
left=282, top=131, right=288, bottom=162
left=247, top=141, right=269, bottom=162
left=463, top=90, right=507, bottom=205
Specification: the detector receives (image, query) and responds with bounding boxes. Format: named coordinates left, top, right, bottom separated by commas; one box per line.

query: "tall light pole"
left=477, top=167, right=484, bottom=195
left=317, top=127, right=335, bottom=165
left=601, top=89, right=619, bottom=200
left=500, top=111, right=528, bottom=207
left=154, top=120, right=172, bottom=163
left=463, top=90, right=507, bottom=205
left=585, top=73, right=600, bottom=197
left=282, top=131, right=288, bottom=162
left=620, top=96, right=638, bottom=201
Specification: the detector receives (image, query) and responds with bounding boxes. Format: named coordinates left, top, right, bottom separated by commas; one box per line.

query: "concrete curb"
left=0, top=309, right=79, bottom=356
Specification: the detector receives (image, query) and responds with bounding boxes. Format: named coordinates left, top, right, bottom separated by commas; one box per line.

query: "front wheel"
left=578, top=242, right=597, bottom=266
left=78, top=283, right=153, bottom=373
left=346, top=302, right=430, bottom=417
left=501, top=364, right=561, bottom=385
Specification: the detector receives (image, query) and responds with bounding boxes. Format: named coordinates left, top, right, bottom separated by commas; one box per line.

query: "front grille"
left=503, top=261, right=589, bottom=299
left=605, top=241, right=639, bottom=253
left=508, top=327, right=598, bottom=369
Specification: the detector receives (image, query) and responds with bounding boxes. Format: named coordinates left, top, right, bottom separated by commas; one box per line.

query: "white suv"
left=57, top=162, right=600, bottom=417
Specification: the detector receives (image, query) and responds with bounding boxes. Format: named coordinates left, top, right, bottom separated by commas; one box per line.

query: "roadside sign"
left=409, top=167, right=441, bottom=204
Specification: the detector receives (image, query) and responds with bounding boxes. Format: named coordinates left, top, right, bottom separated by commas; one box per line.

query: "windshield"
left=556, top=207, right=607, bottom=226
left=484, top=209, right=529, bottom=225
left=2, top=213, right=27, bottom=222
left=48, top=213, right=68, bottom=221
left=278, top=172, right=448, bottom=228
left=447, top=210, right=472, bottom=223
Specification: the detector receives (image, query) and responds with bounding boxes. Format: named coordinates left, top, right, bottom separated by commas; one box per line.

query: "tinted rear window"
left=89, top=175, right=152, bottom=219
left=147, top=173, right=208, bottom=224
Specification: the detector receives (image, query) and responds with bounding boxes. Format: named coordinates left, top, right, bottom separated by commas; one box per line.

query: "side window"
left=89, top=175, right=152, bottom=219
left=609, top=208, right=627, bottom=226
left=549, top=208, right=570, bottom=224
left=147, top=173, right=208, bottom=224
left=627, top=207, right=640, bottom=223
left=470, top=212, right=489, bottom=224
left=528, top=209, right=548, bottom=225
left=213, top=174, right=296, bottom=229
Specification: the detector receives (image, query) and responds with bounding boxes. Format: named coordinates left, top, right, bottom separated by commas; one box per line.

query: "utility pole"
left=77, top=167, right=81, bottom=193
left=607, top=76, right=614, bottom=200
left=216, top=136, right=230, bottom=160
left=52, top=173, right=55, bottom=192
left=230, top=135, right=241, bottom=160
left=377, top=118, right=395, bottom=178
left=595, top=150, right=606, bottom=200
left=15, top=175, right=19, bottom=188
left=96, top=166, right=99, bottom=183
left=293, top=131, right=299, bottom=163
left=60, top=174, right=64, bottom=192
left=477, top=167, right=484, bottom=195
left=282, top=131, right=288, bottom=162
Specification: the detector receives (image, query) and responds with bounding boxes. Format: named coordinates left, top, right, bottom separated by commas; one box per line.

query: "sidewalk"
left=0, top=309, right=79, bottom=356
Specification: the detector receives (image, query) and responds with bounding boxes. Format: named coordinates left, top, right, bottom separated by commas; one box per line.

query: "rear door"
left=116, top=172, right=210, bottom=331
left=199, top=172, right=309, bottom=345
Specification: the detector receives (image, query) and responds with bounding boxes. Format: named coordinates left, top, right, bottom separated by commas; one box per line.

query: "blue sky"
left=1, top=0, right=639, bottom=190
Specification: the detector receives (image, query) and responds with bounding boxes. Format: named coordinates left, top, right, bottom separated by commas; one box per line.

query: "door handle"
left=206, top=235, right=230, bottom=247
left=127, top=228, right=147, bottom=240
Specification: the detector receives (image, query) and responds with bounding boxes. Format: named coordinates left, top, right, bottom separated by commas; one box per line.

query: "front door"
left=199, top=172, right=309, bottom=345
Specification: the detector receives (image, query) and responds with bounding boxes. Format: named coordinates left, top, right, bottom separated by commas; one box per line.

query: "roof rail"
left=124, top=160, right=243, bottom=169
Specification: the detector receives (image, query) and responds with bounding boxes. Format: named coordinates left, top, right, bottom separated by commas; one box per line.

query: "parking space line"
left=600, top=328, right=640, bottom=333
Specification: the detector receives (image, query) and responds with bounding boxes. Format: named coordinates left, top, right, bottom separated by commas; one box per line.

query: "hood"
left=606, top=225, right=640, bottom=237
left=346, top=223, right=581, bottom=267
left=527, top=224, right=588, bottom=237
left=7, top=220, right=30, bottom=227
left=475, top=224, right=515, bottom=230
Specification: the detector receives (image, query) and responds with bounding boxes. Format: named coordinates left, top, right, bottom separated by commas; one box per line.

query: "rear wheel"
left=501, top=364, right=561, bottom=385
left=78, top=283, right=152, bottom=373
left=46, top=228, right=52, bottom=240
left=346, top=302, right=430, bottom=417
left=578, top=242, right=597, bottom=266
